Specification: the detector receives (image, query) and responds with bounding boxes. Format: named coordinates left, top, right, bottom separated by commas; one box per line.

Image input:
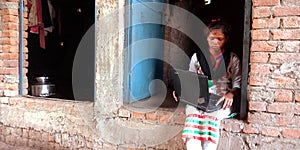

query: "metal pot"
left=35, top=76, right=51, bottom=84
left=30, top=76, right=56, bottom=97
left=31, top=84, right=56, bottom=97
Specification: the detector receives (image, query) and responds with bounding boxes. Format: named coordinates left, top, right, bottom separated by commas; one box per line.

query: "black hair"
left=206, top=20, right=232, bottom=38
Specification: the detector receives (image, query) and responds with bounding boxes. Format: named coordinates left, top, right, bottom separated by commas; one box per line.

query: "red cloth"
left=36, top=0, right=45, bottom=49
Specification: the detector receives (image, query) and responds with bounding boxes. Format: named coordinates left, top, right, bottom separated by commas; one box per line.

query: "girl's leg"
left=186, top=139, right=203, bottom=150
left=202, top=140, right=218, bottom=150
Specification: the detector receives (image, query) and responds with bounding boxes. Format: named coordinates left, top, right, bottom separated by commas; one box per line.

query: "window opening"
left=26, top=0, right=95, bottom=100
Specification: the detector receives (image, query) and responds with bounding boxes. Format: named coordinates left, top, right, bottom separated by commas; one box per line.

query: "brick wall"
left=218, top=0, right=300, bottom=149
left=0, top=1, right=24, bottom=97
left=244, top=0, right=300, bottom=147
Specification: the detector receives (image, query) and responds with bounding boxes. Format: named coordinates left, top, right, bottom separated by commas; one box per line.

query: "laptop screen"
left=172, top=68, right=210, bottom=106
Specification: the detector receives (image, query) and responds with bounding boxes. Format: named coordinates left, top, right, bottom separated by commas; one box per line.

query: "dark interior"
left=163, top=0, right=246, bottom=109
left=26, top=0, right=95, bottom=99
left=194, top=0, right=245, bottom=59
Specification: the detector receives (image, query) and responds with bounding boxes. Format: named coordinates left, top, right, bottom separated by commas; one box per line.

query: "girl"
left=173, top=20, right=242, bottom=150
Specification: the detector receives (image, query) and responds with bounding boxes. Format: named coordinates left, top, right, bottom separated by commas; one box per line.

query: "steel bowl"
left=35, top=76, right=51, bottom=84
left=31, top=84, right=56, bottom=97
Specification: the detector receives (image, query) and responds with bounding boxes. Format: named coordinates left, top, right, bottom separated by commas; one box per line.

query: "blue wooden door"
left=127, top=0, right=165, bottom=103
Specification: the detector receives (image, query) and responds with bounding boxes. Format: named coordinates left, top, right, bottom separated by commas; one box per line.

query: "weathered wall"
left=242, top=0, right=300, bottom=148
left=219, top=0, right=300, bottom=149
left=0, top=0, right=300, bottom=149
left=0, top=0, right=27, bottom=97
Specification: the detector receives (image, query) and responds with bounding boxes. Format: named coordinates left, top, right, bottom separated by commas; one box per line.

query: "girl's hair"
left=205, top=20, right=232, bottom=38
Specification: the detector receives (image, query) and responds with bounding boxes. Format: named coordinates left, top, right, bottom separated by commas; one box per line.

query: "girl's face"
left=207, top=29, right=227, bottom=54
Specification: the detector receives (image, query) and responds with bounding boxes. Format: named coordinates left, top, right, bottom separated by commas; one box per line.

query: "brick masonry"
left=0, top=0, right=300, bottom=149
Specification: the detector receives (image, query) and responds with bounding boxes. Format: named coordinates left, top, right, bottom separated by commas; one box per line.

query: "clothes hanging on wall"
left=27, top=0, right=56, bottom=49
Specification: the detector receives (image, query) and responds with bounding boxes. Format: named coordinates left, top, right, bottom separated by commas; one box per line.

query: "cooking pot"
left=30, top=76, right=56, bottom=97
left=31, top=84, right=56, bottom=97
left=35, top=76, right=51, bottom=84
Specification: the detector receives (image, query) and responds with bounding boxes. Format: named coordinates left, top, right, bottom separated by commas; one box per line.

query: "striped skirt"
left=182, top=114, right=220, bottom=144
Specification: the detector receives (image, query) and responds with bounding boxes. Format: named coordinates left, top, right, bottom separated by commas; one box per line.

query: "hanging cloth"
left=36, top=0, right=45, bottom=49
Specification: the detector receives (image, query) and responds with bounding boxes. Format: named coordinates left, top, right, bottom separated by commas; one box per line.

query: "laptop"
left=172, top=68, right=224, bottom=113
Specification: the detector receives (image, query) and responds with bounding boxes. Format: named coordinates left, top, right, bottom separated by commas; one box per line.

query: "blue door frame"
left=125, top=0, right=165, bottom=103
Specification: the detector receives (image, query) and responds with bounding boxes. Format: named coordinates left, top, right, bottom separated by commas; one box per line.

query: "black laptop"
left=172, top=68, right=224, bottom=113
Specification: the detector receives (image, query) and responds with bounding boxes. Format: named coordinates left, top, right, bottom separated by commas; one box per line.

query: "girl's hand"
left=216, top=92, right=234, bottom=109
left=172, top=91, right=179, bottom=102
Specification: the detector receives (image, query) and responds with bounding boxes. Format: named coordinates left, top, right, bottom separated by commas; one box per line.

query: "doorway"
left=164, top=0, right=247, bottom=116
left=138, top=0, right=247, bottom=109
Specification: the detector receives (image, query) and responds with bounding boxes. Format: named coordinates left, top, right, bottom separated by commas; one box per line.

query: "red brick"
left=145, top=111, right=158, bottom=121
left=274, top=115, right=292, bottom=126
left=1, top=15, right=18, bottom=22
left=252, top=29, right=270, bottom=40
left=250, top=52, right=269, bottom=63
left=26, top=101, right=36, bottom=107
left=159, top=111, right=173, bottom=123
left=271, top=29, right=300, bottom=40
left=248, top=75, right=268, bottom=86
left=131, top=111, right=144, bottom=119
left=5, top=135, right=16, bottom=145
left=277, top=41, right=300, bottom=52
left=9, top=98, right=18, bottom=105
left=274, top=89, right=293, bottom=102
left=250, top=63, right=272, bottom=75
left=296, top=91, right=300, bottom=102
left=0, top=38, right=18, bottom=45
left=0, top=68, right=18, bottom=75
left=7, top=0, right=19, bottom=2
left=0, top=53, right=19, bottom=60
left=269, top=53, right=300, bottom=64
left=221, top=119, right=243, bottom=132
left=250, top=41, right=277, bottom=52
left=48, top=133, right=55, bottom=142
left=267, top=103, right=293, bottom=114
left=269, top=76, right=298, bottom=89
left=11, top=128, right=21, bottom=137
left=282, top=0, right=300, bottom=6
left=252, top=18, right=280, bottom=29
left=294, top=104, right=300, bottom=115
left=3, top=60, right=18, bottom=67
left=23, top=47, right=29, bottom=53
left=23, top=10, right=28, bottom=17
left=2, top=45, right=19, bottom=53
left=282, top=128, right=300, bottom=138
left=248, top=112, right=273, bottom=125
left=282, top=17, right=300, bottom=28
left=253, top=0, right=280, bottom=6
left=0, top=9, right=18, bottom=16
left=262, top=126, right=280, bottom=137
left=292, top=116, right=300, bottom=127
left=249, top=101, right=267, bottom=112
left=273, top=6, right=300, bottom=17
left=2, top=30, right=18, bottom=38
left=2, top=126, right=12, bottom=135
left=5, top=83, right=18, bottom=90
left=1, top=22, right=18, bottom=30
left=21, top=128, right=29, bottom=138
left=243, top=124, right=260, bottom=134
left=252, top=7, right=272, bottom=18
